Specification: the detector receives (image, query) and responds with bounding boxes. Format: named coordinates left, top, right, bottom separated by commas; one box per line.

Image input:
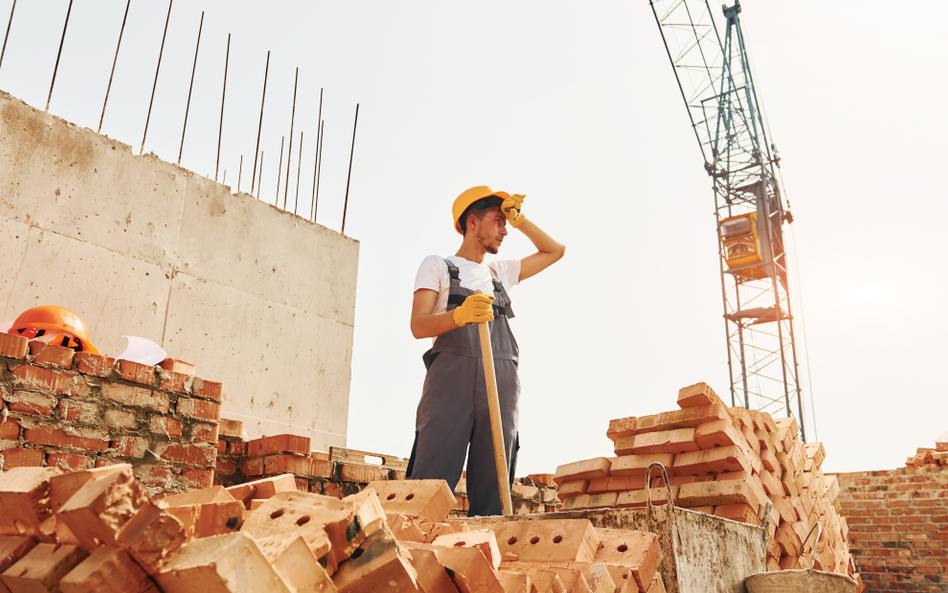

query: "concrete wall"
left=0, top=91, right=358, bottom=451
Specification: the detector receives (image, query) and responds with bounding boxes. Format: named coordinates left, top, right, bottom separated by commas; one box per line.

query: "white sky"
left=1, top=1, right=945, bottom=476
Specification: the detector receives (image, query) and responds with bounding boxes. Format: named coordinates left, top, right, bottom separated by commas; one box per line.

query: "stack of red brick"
left=0, top=463, right=665, bottom=592
left=0, top=332, right=223, bottom=493
left=553, top=382, right=861, bottom=588
left=903, top=437, right=948, bottom=469
left=213, top=420, right=562, bottom=516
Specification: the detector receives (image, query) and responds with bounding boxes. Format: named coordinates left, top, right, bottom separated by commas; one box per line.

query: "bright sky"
left=1, top=1, right=945, bottom=476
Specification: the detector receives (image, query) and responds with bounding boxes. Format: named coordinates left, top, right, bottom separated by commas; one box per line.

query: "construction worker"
left=407, top=186, right=565, bottom=515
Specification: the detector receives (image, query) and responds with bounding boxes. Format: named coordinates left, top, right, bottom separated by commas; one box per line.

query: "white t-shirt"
left=414, top=255, right=521, bottom=317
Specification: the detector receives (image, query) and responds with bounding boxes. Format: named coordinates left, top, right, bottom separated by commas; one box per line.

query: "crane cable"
left=739, top=10, right=819, bottom=441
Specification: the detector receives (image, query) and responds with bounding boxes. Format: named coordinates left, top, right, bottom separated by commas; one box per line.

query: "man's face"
left=474, top=208, right=508, bottom=255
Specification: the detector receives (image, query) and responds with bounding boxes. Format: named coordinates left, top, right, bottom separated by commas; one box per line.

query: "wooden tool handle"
left=474, top=290, right=513, bottom=515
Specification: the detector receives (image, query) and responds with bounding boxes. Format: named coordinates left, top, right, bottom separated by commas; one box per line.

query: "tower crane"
left=648, top=0, right=808, bottom=440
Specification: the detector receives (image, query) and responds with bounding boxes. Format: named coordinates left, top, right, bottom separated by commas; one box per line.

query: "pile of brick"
left=553, top=382, right=861, bottom=588
left=0, top=463, right=665, bottom=592
left=903, top=435, right=948, bottom=468
left=0, top=333, right=223, bottom=493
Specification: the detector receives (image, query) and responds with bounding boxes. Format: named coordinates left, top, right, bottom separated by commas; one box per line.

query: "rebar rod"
left=98, top=0, right=130, bottom=133
left=313, top=119, right=324, bottom=221
left=275, top=136, right=284, bottom=206
left=294, top=130, right=303, bottom=215
left=310, top=88, right=323, bottom=221
left=141, top=0, right=173, bottom=155
left=46, top=0, right=74, bottom=111
left=178, top=11, right=204, bottom=166
left=237, top=154, right=243, bottom=192
left=341, top=103, right=359, bottom=235
left=257, top=151, right=264, bottom=199
left=0, top=0, right=17, bottom=73
left=283, top=67, right=298, bottom=210
left=215, top=33, right=230, bottom=181
left=250, top=50, right=269, bottom=193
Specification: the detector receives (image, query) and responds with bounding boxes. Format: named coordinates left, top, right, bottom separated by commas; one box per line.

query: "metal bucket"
left=745, top=569, right=858, bottom=593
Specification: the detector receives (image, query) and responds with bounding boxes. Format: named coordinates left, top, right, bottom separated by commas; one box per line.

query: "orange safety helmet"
left=7, top=305, right=99, bottom=354
left=452, top=186, right=511, bottom=235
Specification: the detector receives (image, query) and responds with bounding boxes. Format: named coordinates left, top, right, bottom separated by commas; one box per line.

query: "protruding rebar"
left=310, top=88, right=323, bottom=221
left=46, top=0, right=74, bottom=111
left=215, top=33, right=230, bottom=181
left=250, top=51, right=269, bottom=193
left=294, top=130, right=303, bottom=215
left=141, top=0, right=173, bottom=155
left=275, top=136, right=284, bottom=206
left=312, top=119, right=324, bottom=222
left=178, top=11, right=204, bottom=166
left=341, top=103, right=359, bottom=235
left=98, top=0, right=130, bottom=133
left=283, top=67, right=298, bottom=210
left=0, top=0, right=16, bottom=73
left=237, top=154, right=243, bottom=193
left=257, top=151, right=264, bottom=199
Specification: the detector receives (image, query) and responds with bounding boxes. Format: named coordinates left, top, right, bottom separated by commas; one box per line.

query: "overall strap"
left=488, top=267, right=513, bottom=319
left=444, top=258, right=465, bottom=311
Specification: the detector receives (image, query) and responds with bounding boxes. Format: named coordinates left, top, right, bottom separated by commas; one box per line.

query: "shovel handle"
left=475, top=290, right=513, bottom=515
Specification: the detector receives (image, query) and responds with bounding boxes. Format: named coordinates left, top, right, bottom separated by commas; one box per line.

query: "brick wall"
left=835, top=465, right=948, bottom=592
left=0, top=332, right=222, bottom=493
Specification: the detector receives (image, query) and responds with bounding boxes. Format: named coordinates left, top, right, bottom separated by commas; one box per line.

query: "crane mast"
left=649, top=0, right=806, bottom=439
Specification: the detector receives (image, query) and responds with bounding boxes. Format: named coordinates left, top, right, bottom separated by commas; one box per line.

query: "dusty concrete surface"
left=0, top=90, right=358, bottom=450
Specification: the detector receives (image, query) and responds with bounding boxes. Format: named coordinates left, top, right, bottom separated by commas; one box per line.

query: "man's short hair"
left=458, top=195, right=504, bottom=235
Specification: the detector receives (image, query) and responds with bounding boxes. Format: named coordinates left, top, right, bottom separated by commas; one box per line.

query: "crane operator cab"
left=719, top=212, right=766, bottom=279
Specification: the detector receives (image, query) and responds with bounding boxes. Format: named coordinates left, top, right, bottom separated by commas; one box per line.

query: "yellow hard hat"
left=452, top=186, right=511, bottom=234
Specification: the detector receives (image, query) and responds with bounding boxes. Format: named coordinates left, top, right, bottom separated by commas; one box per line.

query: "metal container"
left=745, top=569, right=858, bottom=593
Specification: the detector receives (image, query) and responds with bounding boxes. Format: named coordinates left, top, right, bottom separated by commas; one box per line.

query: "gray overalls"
left=407, top=258, right=520, bottom=516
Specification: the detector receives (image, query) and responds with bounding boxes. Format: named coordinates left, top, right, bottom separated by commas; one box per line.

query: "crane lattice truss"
left=649, top=0, right=805, bottom=439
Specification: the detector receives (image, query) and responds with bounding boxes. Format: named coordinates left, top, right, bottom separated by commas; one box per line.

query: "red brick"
left=118, top=359, right=155, bottom=385
left=214, top=458, right=237, bottom=477
left=294, top=477, right=309, bottom=491
left=158, top=370, right=191, bottom=394
left=340, top=463, right=389, bottom=484
left=11, top=365, right=86, bottom=396
left=111, top=436, right=150, bottom=458
left=193, top=378, right=223, bottom=402
left=75, top=352, right=116, bottom=377
left=176, top=397, right=221, bottom=422
left=0, top=447, right=44, bottom=468
left=241, top=456, right=264, bottom=476
left=28, top=342, right=75, bottom=369
left=135, top=464, right=174, bottom=487
left=104, top=408, right=138, bottom=430
left=219, top=418, right=243, bottom=438
left=58, top=399, right=100, bottom=424
left=308, top=481, right=323, bottom=494
left=263, top=454, right=332, bottom=478
left=154, top=442, right=216, bottom=466
left=102, top=382, right=169, bottom=413
left=247, top=434, right=311, bottom=457
left=181, top=468, right=214, bottom=489
left=215, top=439, right=227, bottom=455
left=2, top=390, right=57, bottom=416
left=47, top=451, right=94, bottom=471
left=148, top=415, right=182, bottom=439
left=228, top=441, right=248, bottom=457
left=0, top=332, right=29, bottom=358
left=24, top=425, right=109, bottom=451
left=323, top=482, right=343, bottom=499
left=0, top=417, right=20, bottom=440
left=191, top=422, right=220, bottom=444
left=158, top=358, right=196, bottom=375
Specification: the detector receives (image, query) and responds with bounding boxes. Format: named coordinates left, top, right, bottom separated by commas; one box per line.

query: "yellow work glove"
left=502, top=193, right=526, bottom=229
left=453, top=293, right=494, bottom=327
